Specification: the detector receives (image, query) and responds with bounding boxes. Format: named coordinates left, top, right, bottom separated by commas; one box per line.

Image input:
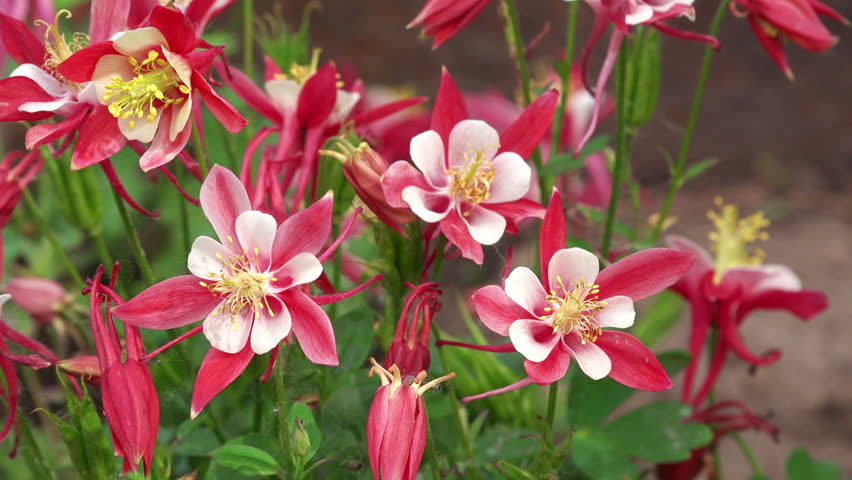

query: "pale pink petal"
left=564, top=335, right=612, bottom=380
left=472, top=285, right=535, bottom=336
left=509, top=319, right=560, bottom=362
left=281, top=290, right=338, bottom=366
left=448, top=119, right=499, bottom=168
left=187, top=236, right=231, bottom=280
left=463, top=206, right=506, bottom=245
left=11, top=64, right=67, bottom=97
left=202, top=305, right=252, bottom=354
left=200, top=165, right=251, bottom=248
left=504, top=267, right=549, bottom=317
left=235, top=210, right=277, bottom=269
left=752, top=265, right=802, bottom=292
left=547, top=248, right=600, bottom=292
left=92, top=54, right=134, bottom=102
left=381, top=161, right=434, bottom=209
left=483, top=152, right=530, bottom=204
left=269, top=252, right=323, bottom=292
left=596, top=295, right=635, bottom=329
left=250, top=295, right=291, bottom=354
left=112, top=27, right=168, bottom=58
left=625, top=4, right=654, bottom=24
left=112, top=275, right=221, bottom=329
left=401, top=186, right=452, bottom=223
left=409, top=130, right=448, bottom=188
left=137, top=106, right=193, bottom=171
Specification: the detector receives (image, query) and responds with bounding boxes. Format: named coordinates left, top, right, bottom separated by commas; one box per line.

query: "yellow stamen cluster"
left=369, top=358, right=456, bottom=398
left=542, top=276, right=608, bottom=344
left=447, top=147, right=497, bottom=207
left=102, top=50, right=189, bottom=129
left=707, top=197, right=770, bottom=283
left=34, top=10, right=88, bottom=85
left=198, top=237, right=276, bottom=329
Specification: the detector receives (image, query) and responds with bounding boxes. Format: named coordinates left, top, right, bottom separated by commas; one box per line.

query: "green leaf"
left=571, top=434, right=638, bottom=480
left=209, top=445, right=281, bottom=476
left=625, top=28, right=661, bottom=128
left=288, top=402, right=322, bottom=464
left=539, top=135, right=611, bottom=176
left=497, top=460, right=539, bottom=480
left=335, top=307, right=374, bottom=371
left=682, top=157, right=719, bottom=183
left=472, top=427, right=539, bottom=465
left=631, top=290, right=686, bottom=346
left=598, top=401, right=712, bottom=463
left=786, top=448, right=841, bottom=480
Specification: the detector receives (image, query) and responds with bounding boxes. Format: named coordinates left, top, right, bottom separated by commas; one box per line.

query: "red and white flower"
left=382, top=69, right=557, bottom=264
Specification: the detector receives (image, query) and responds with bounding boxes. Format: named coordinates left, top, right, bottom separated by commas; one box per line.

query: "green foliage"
left=631, top=290, right=686, bottom=347
left=786, top=447, right=842, bottom=480
left=256, top=3, right=317, bottom=73
left=288, top=403, right=322, bottom=467
left=209, top=445, right=281, bottom=476
left=539, top=135, right=611, bottom=176
left=624, top=27, right=661, bottom=129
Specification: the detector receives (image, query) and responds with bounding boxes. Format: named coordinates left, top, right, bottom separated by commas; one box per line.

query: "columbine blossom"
left=440, top=190, right=693, bottom=400
left=667, top=199, right=828, bottom=407
left=407, top=0, right=493, bottom=49
left=57, top=6, right=246, bottom=171
left=113, top=165, right=380, bottom=416
left=382, top=69, right=557, bottom=264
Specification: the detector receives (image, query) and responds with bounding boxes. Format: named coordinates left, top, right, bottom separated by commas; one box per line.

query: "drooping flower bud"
left=57, top=355, right=101, bottom=385
left=367, top=358, right=454, bottom=480
left=385, top=283, right=441, bottom=376
left=7, top=276, right=70, bottom=325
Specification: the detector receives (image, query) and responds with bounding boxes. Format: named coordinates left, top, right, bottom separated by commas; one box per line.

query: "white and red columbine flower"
left=57, top=5, right=246, bottom=171
left=113, top=165, right=380, bottom=416
left=441, top=190, right=693, bottom=400
left=382, top=69, right=557, bottom=264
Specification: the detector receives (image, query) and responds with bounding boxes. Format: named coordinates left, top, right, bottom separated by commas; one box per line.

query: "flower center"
left=102, top=50, right=190, bottom=130
left=34, top=10, right=88, bottom=87
left=447, top=148, right=496, bottom=205
left=707, top=197, right=770, bottom=283
left=542, top=276, right=608, bottom=343
left=199, top=241, right=276, bottom=326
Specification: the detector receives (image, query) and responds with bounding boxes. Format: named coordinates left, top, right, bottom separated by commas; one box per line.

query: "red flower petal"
left=471, top=285, right=533, bottom=336
left=199, top=164, right=251, bottom=246
left=25, top=106, right=89, bottom=150
left=190, top=344, right=255, bottom=418
left=89, top=0, right=130, bottom=43
left=440, top=210, right=483, bottom=265
left=430, top=69, right=468, bottom=146
left=270, top=194, right=332, bottom=267
left=0, top=14, right=45, bottom=66
left=57, top=41, right=119, bottom=83
left=192, top=71, right=248, bottom=133
left=297, top=63, right=337, bottom=128
left=596, top=248, right=694, bottom=301
left=499, top=89, right=558, bottom=159
left=112, top=275, right=221, bottom=330
left=739, top=289, right=828, bottom=322
left=150, top=6, right=197, bottom=54
left=524, top=343, right=572, bottom=385
left=538, top=189, right=566, bottom=282
left=70, top=106, right=127, bottom=170
left=215, top=61, right=282, bottom=124
left=0, top=77, right=59, bottom=122
left=595, top=331, right=672, bottom=391
left=280, top=290, right=338, bottom=366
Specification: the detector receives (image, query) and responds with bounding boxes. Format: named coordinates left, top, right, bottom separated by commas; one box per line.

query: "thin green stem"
left=502, top=0, right=532, bottom=106
left=424, top=416, right=442, bottom=480
left=16, top=411, right=55, bottom=479
left=732, top=432, right=763, bottom=477
left=273, top=349, right=293, bottom=477
left=600, top=43, right=630, bottom=259
left=89, top=229, right=113, bottom=270
left=650, top=0, right=728, bottom=243
left=176, top=164, right=191, bottom=253
left=547, top=1, right=579, bottom=161
left=111, top=188, right=155, bottom=284
left=243, top=0, right=255, bottom=78
left=192, top=123, right=209, bottom=178
left=431, top=236, right=446, bottom=282
left=543, top=382, right=559, bottom=447
left=21, top=188, right=85, bottom=290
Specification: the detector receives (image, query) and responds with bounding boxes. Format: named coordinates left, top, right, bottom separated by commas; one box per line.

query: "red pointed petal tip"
left=112, top=275, right=221, bottom=330
left=539, top=189, right=565, bottom=282
left=149, top=5, right=197, bottom=54
left=0, top=13, right=46, bottom=66
left=297, top=63, right=338, bottom=128
left=499, top=89, right=559, bottom=159
left=596, top=248, right=695, bottom=302
left=57, top=41, right=119, bottom=83
left=191, top=344, right=255, bottom=419
left=596, top=331, right=672, bottom=391
left=431, top=67, right=469, bottom=144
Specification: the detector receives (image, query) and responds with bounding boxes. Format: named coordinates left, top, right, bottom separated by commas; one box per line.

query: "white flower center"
left=200, top=241, right=276, bottom=326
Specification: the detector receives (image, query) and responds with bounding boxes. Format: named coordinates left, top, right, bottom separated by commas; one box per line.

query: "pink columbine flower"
left=367, top=358, right=454, bottom=480
left=731, top=0, right=849, bottom=79
left=57, top=5, right=246, bottom=171
left=113, top=165, right=380, bottom=416
left=667, top=200, right=828, bottom=407
left=382, top=69, right=557, bottom=264
left=407, top=0, right=493, bottom=49
left=385, top=283, right=441, bottom=376
left=440, top=190, right=693, bottom=400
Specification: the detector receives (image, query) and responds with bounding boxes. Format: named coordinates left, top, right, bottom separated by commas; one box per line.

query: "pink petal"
left=0, top=14, right=45, bottom=65
left=471, top=285, right=535, bottom=336
left=0, top=77, right=56, bottom=122
left=270, top=193, right=332, bottom=267
left=509, top=319, right=560, bottom=362
left=269, top=252, right=323, bottom=292
left=250, top=295, right=291, bottom=354
left=596, top=295, right=635, bottom=329
left=70, top=106, right=127, bottom=170
left=430, top=69, right=469, bottom=144
left=539, top=189, right=566, bottom=282
left=381, top=161, right=434, bottom=208
left=89, top=0, right=130, bottom=43
left=187, top=236, right=231, bottom=280
left=548, top=248, right=600, bottom=293
left=280, top=290, right=338, bottom=366
left=440, top=210, right=484, bottom=264
left=739, top=289, right=828, bottom=322
left=367, top=385, right=391, bottom=479
left=401, top=187, right=452, bottom=223
left=596, top=248, right=695, bottom=301
left=112, top=275, right=221, bottom=329
left=483, top=152, right=530, bottom=204
left=524, top=343, right=571, bottom=385
left=235, top=210, right=277, bottom=269
left=498, top=89, right=559, bottom=159
left=504, top=267, right=549, bottom=316
left=202, top=302, right=252, bottom=354
left=462, top=205, right=506, bottom=245
left=193, top=71, right=248, bottom=133
left=57, top=41, right=119, bottom=83
left=378, top=388, right=418, bottom=479
left=138, top=106, right=193, bottom=171
left=191, top=344, right=255, bottom=418
left=297, top=63, right=337, bottom=128
left=595, top=331, right=672, bottom=391
left=200, top=165, right=251, bottom=247
left=406, top=399, right=428, bottom=480
left=751, top=265, right=802, bottom=292
left=25, top=106, right=88, bottom=150
left=149, top=6, right=196, bottom=54
left=409, top=130, right=449, bottom=188
left=447, top=119, right=499, bottom=168
left=564, top=335, right=612, bottom=380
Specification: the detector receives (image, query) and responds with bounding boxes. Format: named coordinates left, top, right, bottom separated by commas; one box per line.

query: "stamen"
left=707, top=197, right=770, bottom=283
left=542, top=276, right=607, bottom=343
left=447, top=146, right=499, bottom=205
left=201, top=246, right=272, bottom=325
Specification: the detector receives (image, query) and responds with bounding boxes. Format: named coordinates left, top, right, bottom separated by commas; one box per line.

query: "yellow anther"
left=544, top=276, right=607, bottom=343
left=707, top=198, right=771, bottom=283
left=102, top=49, right=190, bottom=125
left=447, top=145, right=499, bottom=205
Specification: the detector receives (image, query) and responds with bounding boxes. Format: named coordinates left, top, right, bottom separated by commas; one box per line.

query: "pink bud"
left=57, top=356, right=102, bottom=385
left=7, top=277, right=69, bottom=325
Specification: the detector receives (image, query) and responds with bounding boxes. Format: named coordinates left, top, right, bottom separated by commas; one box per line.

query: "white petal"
left=504, top=267, right=548, bottom=316
left=118, top=109, right=162, bottom=143
left=11, top=64, right=67, bottom=97
left=187, top=236, right=232, bottom=280
left=596, top=295, right=635, bottom=329
left=509, top=319, right=560, bottom=362
left=112, top=27, right=168, bottom=57
left=170, top=96, right=193, bottom=142
left=625, top=5, right=654, bottom=25
left=401, top=186, right=452, bottom=223
left=92, top=54, right=135, bottom=105
left=20, top=98, right=74, bottom=113
left=203, top=302, right=252, bottom=354
left=250, top=296, right=292, bottom=354
left=333, top=90, right=360, bottom=122
left=410, top=130, right=448, bottom=188
left=265, top=78, right=301, bottom=112
left=464, top=207, right=506, bottom=245
left=754, top=265, right=802, bottom=292
left=565, top=336, right=612, bottom=380
left=0, top=294, right=10, bottom=309
left=448, top=119, right=500, bottom=168
left=269, top=252, right=323, bottom=292
left=483, top=152, right=530, bottom=204
left=548, top=248, right=600, bottom=292
left=235, top=210, right=278, bottom=269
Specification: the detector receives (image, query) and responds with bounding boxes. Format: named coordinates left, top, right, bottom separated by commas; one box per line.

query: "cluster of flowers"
left=0, top=0, right=839, bottom=478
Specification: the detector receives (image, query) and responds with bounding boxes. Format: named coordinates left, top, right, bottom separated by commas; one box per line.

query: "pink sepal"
left=190, top=344, right=255, bottom=418
left=112, top=275, right=222, bottom=330
left=596, top=248, right=694, bottom=301
left=596, top=330, right=672, bottom=391
left=430, top=69, right=468, bottom=146
left=0, top=14, right=45, bottom=65
left=498, top=89, right=559, bottom=159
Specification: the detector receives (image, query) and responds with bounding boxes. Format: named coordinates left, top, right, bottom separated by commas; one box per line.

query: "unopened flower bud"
left=291, top=417, right=312, bottom=458
left=58, top=355, right=102, bottom=385
left=7, top=276, right=70, bottom=325
left=385, top=283, right=440, bottom=376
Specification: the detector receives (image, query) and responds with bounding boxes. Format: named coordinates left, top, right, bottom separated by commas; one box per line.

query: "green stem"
left=192, top=123, right=209, bottom=178
left=111, top=188, right=155, bottom=284
left=273, top=350, right=293, bottom=476
left=547, top=1, right=579, bottom=162
left=732, top=432, right=762, bottom=477
left=650, top=0, right=728, bottom=243
left=600, top=43, right=630, bottom=259
left=89, top=229, right=113, bottom=272
left=502, top=0, right=532, bottom=106
left=16, top=411, right=55, bottom=479
left=176, top=164, right=191, bottom=253
left=21, top=188, right=85, bottom=290
left=431, top=236, right=446, bottom=282
left=424, top=416, right=442, bottom=480
left=543, top=382, right=559, bottom=447
left=243, top=0, right=255, bottom=79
